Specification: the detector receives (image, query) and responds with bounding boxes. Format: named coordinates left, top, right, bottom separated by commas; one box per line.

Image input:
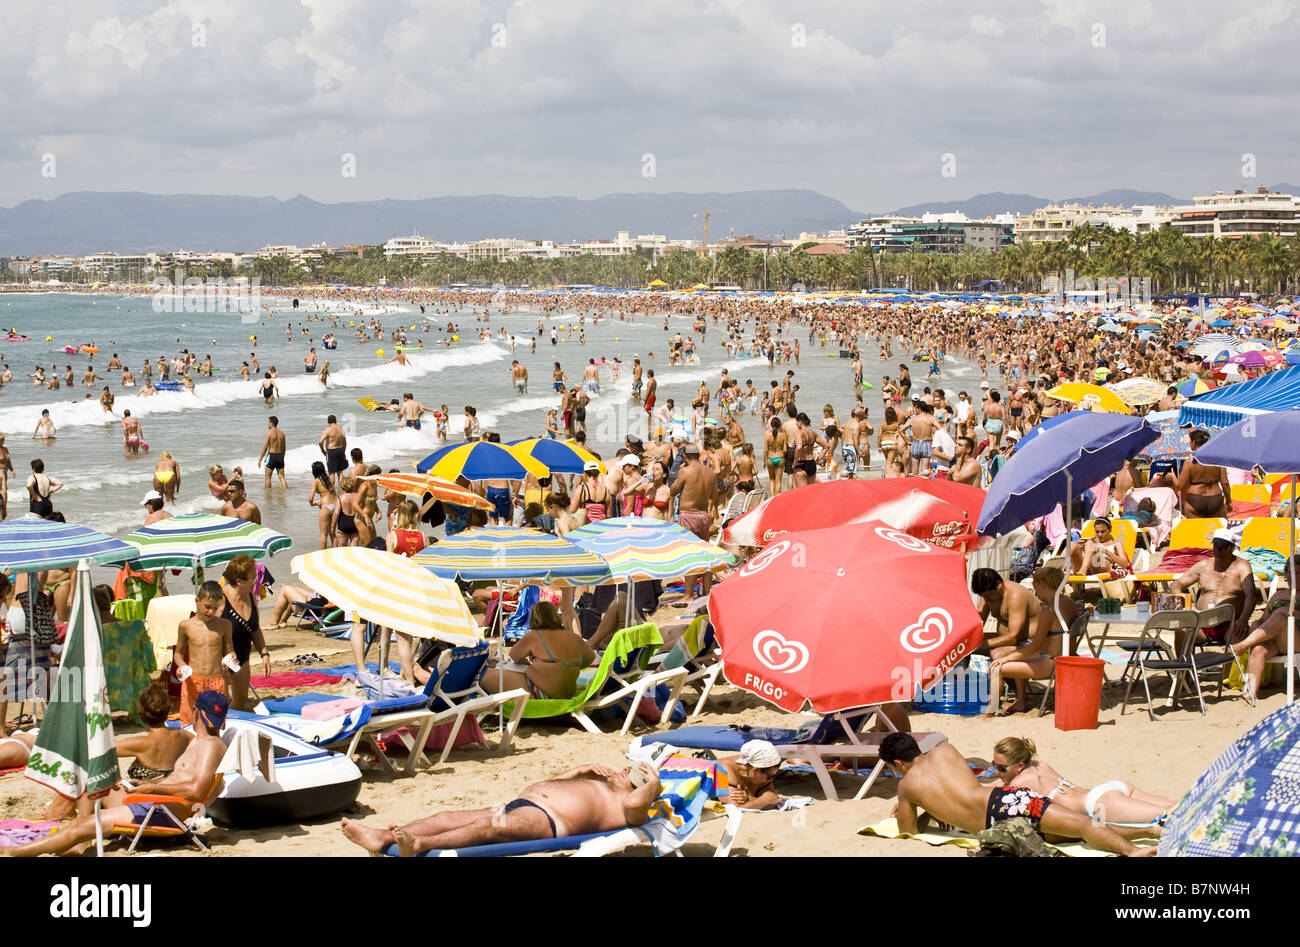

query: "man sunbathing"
left=879, top=733, right=1155, bottom=857
left=0, top=691, right=230, bottom=856
left=341, top=762, right=663, bottom=855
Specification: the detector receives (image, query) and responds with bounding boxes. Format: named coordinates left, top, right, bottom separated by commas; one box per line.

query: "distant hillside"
left=890, top=192, right=1048, bottom=218
left=0, top=189, right=868, bottom=256
left=1062, top=189, right=1187, bottom=206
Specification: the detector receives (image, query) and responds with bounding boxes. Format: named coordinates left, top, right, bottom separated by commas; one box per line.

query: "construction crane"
left=693, top=207, right=727, bottom=247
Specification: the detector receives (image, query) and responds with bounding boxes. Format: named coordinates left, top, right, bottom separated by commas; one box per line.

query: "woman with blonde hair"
left=208, top=464, right=229, bottom=499
left=153, top=450, right=181, bottom=504
left=991, top=736, right=1176, bottom=828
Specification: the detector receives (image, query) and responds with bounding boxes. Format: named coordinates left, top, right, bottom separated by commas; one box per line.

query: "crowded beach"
left=1, top=284, right=1299, bottom=858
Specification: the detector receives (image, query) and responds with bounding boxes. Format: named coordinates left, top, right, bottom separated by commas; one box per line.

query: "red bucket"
left=1054, top=656, right=1106, bottom=731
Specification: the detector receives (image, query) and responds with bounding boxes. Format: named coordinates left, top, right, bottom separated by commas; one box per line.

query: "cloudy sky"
left=1, top=0, right=1297, bottom=213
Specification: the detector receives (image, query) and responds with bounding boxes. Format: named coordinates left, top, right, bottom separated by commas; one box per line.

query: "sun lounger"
left=633, top=706, right=947, bottom=802
left=505, top=622, right=687, bottom=735
left=379, top=754, right=741, bottom=857
left=258, top=643, right=528, bottom=775
left=648, top=614, right=723, bottom=718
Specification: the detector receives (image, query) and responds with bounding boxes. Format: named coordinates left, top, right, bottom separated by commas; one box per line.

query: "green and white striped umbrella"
left=25, top=560, right=118, bottom=807
left=121, top=513, right=292, bottom=569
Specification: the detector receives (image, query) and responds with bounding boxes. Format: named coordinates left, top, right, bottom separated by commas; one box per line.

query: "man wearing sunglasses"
left=879, top=733, right=1155, bottom=856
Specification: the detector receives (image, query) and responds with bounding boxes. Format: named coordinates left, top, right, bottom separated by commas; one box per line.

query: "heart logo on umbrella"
left=740, top=540, right=790, bottom=577
left=752, top=629, right=809, bottom=674
left=874, top=526, right=931, bottom=553
left=899, top=607, right=953, bottom=654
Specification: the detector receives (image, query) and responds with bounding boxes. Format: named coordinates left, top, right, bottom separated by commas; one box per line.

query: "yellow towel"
left=858, top=817, right=1119, bottom=857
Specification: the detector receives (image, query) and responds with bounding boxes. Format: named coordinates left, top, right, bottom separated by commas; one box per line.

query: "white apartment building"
left=1169, top=188, right=1300, bottom=239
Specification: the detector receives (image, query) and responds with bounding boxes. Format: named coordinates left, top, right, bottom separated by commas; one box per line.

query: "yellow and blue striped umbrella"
left=508, top=437, right=606, bottom=475
left=290, top=547, right=480, bottom=644
left=413, top=526, right=610, bottom=585
left=568, top=516, right=735, bottom=581
left=416, top=441, right=548, bottom=481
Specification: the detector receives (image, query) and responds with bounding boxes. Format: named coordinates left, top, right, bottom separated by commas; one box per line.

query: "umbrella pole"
left=1290, top=475, right=1296, bottom=705
left=94, top=798, right=104, bottom=858
left=1056, top=471, right=1072, bottom=655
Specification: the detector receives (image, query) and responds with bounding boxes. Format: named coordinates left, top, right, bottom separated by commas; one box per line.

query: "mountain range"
left=5, top=183, right=1297, bottom=257
left=0, top=189, right=866, bottom=257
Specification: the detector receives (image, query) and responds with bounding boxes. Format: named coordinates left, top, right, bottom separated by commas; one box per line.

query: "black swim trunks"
left=986, top=786, right=1052, bottom=831
left=503, top=798, right=557, bottom=838
left=326, top=447, right=347, bottom=475
left=265, top=452, right=284, bottom=471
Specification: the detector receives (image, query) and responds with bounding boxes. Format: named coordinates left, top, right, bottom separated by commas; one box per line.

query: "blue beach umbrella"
left=0, top=517, right=135, bottom=572
left=1136, top=410, right=1190, bottom=462
left=1159, top=701, right=1300, bottom=855
left=1196, top=409, right=1300, bottom=701
left=1210, top=319, right=1235, bottom=328
left=412, top=526, right=610, bottom=585
left=978, top=412, right=1158, bottom=632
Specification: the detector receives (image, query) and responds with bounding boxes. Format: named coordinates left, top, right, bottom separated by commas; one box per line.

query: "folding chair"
left=1191, top=603, right=1252, bottom=707
left=1121, top=609, right=1235, bottom=720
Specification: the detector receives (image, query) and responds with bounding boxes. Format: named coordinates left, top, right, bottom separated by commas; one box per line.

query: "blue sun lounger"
left=379, top=755, right=741, bottom=857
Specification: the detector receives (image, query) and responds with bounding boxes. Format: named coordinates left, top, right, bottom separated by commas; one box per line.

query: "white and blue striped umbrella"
left=0, top=517, right=136, bottom=573
left=413, top=526, right=610, bottom=585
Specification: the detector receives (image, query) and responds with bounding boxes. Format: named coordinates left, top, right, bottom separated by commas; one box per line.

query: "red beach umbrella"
left=721, top=479, right=986, bottom=550
left=709, top=521, right=984, bottom=713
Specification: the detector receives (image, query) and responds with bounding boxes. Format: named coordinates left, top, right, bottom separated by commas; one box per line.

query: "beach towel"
left=858, top=817, right=1130, bottom=857
left=301, top=697, right=367, bottom=721
left=1241, top=546, right=1290, bottom=580
left=374, top=717, right=488, bottom=753
left=0, top=765, right=26, bottom=780
left=248, top=671, right=346, bottom=689
left=0, top=819, right=57, bottom=847
left=1150, top=547, right=1212, bottom=575
left=218, top=727, right=276, bottom=784
left=101, top=619, right=157, bottom=717
left=1229, top=502, right=1272, bottom=520
left=641, top=755, right=727, bottom=856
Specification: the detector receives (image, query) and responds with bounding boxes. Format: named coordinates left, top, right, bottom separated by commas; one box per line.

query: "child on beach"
left=174, top=581, right=236, bottom=726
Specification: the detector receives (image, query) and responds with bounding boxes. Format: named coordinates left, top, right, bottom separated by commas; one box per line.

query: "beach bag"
left=1226, top=657, right=1272, bottom=691
left=20, top=591, right=57, bottom=648
left=971, top=818, right=1063, bottom=857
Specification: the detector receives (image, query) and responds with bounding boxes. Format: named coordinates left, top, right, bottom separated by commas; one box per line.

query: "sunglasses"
left=993, top=763, right=1016, bottom=774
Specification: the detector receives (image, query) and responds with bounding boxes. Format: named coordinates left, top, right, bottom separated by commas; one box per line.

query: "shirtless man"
left=1171, top=527, right=1258, bottom=649
left=581, top=359, right=600, bottom=394
left=510, top=360, right=528, bottom=394
left=221, top=479, right=261, bottom=524
left=341, top=762, right=662, bottom=855
left=0, top=691, right=237, bottom=857
left=318, top=414, right=348, bottom=488
left=399, top=392, right=429, bottom=430
left=258, top=416, right=288, bottom=488
left=643, top=370, right=657, bottom=423
left=631, top=357, right=644, bottom=402
left=670, top=443, right=718, bottom=593
left=840, top=407, right=871, bottom=479
left=901, top=400, right=940, bottom=476
left=971, top=568, right=1041, bottom=711
left=948, top=436, right=982, bottom=486
left=879, top=733, right=1152, bottom=856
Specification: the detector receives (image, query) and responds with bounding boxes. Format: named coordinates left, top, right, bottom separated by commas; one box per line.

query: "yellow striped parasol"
left=361, top=472, right=493, bottom=510
left=1045, top=382, right=1132, bottom=415
left=290, top=547, right=481, bottom=645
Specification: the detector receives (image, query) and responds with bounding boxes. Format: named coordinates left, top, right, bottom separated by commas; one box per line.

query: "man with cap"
left=143, top=489, right=171, bottom=525
left=1171, top=527, right=1258, bottom=649
left=0, top=690, right=233, bottom=856
left=716, top=740, right=783, bottom=810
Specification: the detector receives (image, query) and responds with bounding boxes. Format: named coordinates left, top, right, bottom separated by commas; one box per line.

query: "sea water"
left=0, top=292, right=984, bottom=559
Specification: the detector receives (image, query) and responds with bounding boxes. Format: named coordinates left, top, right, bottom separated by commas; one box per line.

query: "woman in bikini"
left=1070, top=516, right=1131, bottom=577
left=308, top=461, right=338, bottom=550
left=332, top=477, right=365, bottom=547
left=41, top=565, right=74, bottom=623
left=878, top=406, right=902, bottom=471
left=480, top=601, right=595, bottom=701
left=1175, top=428, right=1233, bottom=518
left=568, top=463, right=611, bottom=524
left=152, top=450, right=181, bottom=504
left=992, top=736, right=1176, bottom=829
left=733, top=443, right=758, bottom=496
left=208, top=464, right=229, bottom=499
left=764, top=415, right=787, bottom=496
left=638, top=462, right=672, bottom=522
